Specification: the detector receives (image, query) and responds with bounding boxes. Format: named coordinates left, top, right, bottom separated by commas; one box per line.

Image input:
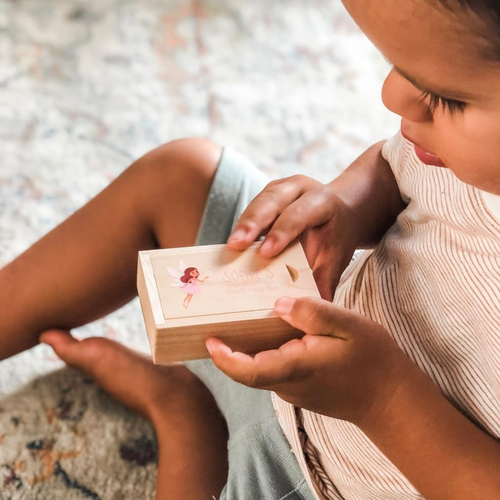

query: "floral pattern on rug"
left=0, top=368, right=157, bottom=499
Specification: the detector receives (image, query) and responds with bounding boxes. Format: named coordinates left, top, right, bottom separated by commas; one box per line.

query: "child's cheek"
left=434, top=109, right=500, bottom=192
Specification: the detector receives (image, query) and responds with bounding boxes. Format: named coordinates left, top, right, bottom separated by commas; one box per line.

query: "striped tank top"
left=272, top=131, right=500, bottom=499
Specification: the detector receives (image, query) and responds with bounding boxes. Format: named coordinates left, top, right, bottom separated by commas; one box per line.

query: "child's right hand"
left=227, top=175, right=360, bottom=301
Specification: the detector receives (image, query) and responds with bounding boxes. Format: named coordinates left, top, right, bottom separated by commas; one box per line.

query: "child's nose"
left=382, top=69, right=433, bottom=123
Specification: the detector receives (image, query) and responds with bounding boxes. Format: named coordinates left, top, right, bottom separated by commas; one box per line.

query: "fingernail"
left=228, top=229, right=246, bottom=243
left=260, top=238, right=274, bottom=255
left=274, top=296, right=296, bottom=315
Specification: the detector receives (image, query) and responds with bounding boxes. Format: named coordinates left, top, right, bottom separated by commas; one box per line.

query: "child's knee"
left=128, top=138, right=222, bottom=246
left=127, top=137, right=222, bottom=210
left=141, top=138, right=222, bottom=183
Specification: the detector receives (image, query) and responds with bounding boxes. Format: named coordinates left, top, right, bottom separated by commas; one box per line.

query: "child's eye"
left=420, top=90, right=466, bottom=115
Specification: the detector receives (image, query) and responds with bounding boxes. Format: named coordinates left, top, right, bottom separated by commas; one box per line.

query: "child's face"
left=342, top=0, right=500, bottom=195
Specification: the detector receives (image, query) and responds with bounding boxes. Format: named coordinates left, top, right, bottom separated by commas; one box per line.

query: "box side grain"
left=154, top=315, right=304, bottom=363
left=137, top=253, right=160, bottom=362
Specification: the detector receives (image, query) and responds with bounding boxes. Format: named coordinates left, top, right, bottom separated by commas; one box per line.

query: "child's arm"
left=227, top=140, right=406, bottom=299
left=207, top=297, right=500, bottom=499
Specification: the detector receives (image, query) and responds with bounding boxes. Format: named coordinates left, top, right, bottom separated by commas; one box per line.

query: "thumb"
left=274, top=296, right=350, bottom=339
left=206, top=336, right=310, bottom=389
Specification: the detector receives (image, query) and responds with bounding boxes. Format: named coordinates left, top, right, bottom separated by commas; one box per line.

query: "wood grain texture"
left=137, top=242, right=320, bottom=363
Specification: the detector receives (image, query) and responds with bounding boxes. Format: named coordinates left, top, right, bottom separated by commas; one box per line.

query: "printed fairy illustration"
left=167, top=260, right=209, bottom=309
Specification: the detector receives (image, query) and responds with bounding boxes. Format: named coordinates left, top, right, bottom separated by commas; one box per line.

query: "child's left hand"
left=206, top=296, right=415, bottom=428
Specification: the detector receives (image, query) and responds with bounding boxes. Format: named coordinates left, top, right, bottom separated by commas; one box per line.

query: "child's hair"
left=435, top=0, right=500, bottom=59
left=180, top=267, right=198, bottom=283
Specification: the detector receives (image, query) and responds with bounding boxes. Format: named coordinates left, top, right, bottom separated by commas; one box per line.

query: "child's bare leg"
left=1, top=137, right=229, bottom=498
left=0, top=138, right=221, bottom=359
left=41, top=331, right=228, bottom=499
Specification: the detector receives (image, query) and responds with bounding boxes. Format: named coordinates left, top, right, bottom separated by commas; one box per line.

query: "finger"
left=274, top=296, right=351, bottom=339
left=259, top=190, right=335, bottom=257
left=206, top=337, right=310, bottom=388
left=227, top=176, right=320, bottom=252
left=312, top=262, right=335, bottom=302
left=310, top=251, right=347, bottom=302
left=227, top=181, right=301, bottom=249
left=299, top=229, right=338, bottom=301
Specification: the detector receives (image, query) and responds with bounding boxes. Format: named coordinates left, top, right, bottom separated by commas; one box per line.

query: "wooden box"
left=137, top=241, right=320, bottom=363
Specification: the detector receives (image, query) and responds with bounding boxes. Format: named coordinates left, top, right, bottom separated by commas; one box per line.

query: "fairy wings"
left=167, top=260, right=189, bottom=287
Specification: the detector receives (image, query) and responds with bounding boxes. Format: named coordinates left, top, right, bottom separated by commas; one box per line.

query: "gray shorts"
left=185, top=147, right=316, bottom=500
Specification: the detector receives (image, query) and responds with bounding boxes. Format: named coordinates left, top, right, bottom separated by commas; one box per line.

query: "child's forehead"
left=342, top=0, right=500, bottom=99
left=342, top=0, right=476, bottom=52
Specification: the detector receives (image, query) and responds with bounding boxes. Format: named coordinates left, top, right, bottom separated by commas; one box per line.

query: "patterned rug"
left=0, top=0, right=398, bottom=498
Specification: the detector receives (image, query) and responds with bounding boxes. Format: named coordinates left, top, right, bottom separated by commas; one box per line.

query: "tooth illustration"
left=286, top=264, right=299, bottom=283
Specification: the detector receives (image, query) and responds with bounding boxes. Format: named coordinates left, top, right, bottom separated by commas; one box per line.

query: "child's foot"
left=40, top=330, right=229, bottom=498
left=39, top=330, right=223, bottom=426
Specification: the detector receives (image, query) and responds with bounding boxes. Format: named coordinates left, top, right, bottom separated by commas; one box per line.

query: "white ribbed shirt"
left=272, top=132, right=500, bottom=499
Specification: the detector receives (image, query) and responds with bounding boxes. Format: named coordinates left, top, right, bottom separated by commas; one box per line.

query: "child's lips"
left=413, top=144, right=447, bottom=168
left=400, top=129, right=447, bottom=168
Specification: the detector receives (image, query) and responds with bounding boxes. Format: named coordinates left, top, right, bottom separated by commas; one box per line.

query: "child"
left=2, top=0, right=500, bottom=498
